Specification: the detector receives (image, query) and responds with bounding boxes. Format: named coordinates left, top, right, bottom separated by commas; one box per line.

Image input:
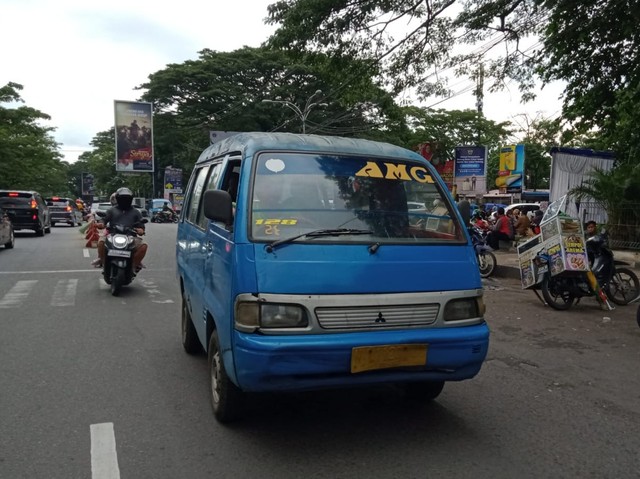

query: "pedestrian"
left=486, top=207, right=514, bottom=250
left=514, top=208, right=531, bottom=237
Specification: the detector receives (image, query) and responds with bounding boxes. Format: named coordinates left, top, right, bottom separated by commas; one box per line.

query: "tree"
left=0, top=82, right=67, bottom=194
left=137, top=46, right=407, bottom=182
left=266, top=1, right=546, bottom=100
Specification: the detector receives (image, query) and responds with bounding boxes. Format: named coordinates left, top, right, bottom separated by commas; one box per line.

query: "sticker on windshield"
left=255, top=219, right=298, bottom=225
left=355, top=161, right=435, bottom=184
left=264, top=158, right=285, bottom=173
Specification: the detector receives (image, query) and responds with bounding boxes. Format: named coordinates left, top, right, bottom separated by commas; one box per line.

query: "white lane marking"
left=51, top=279, right=78, bottom=307
left=0, top=280, right=38, bottom=309
left=0, top=268, right=173, bottom=275
left=83, top=249, right=91, bottom=258
left=90, top=423, right=121, bottom=479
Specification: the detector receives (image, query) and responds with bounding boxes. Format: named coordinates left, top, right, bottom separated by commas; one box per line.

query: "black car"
left=0, top=206, right=15, bottom=248
left=46, top=197, right=83, bottom=227
left=0, top=190, right=51, bottom=236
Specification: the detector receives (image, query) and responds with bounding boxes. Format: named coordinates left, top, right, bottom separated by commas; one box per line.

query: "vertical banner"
left=418, top=142, right=454, bottom=190
left=497, top=144, right=525, bottom=193
left=81, top=173, right=94, bottom=196
left=114, top=100, right=154, bottom=173
left=163, top=167, right=183, bottom=199
left=454, top=146, right=486, bottom=196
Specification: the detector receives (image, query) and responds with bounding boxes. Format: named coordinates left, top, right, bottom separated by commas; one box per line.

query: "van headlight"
left=443, top=297, right=484, bottom=321
left=235, top=302, right=309, bottom=330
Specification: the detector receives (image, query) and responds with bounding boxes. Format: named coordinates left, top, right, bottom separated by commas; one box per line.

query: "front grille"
left=316, top=304, right=439, bottom=330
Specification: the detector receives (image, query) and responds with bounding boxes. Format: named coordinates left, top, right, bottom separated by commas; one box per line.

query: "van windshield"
left=250, top=152, right=464, bottom=245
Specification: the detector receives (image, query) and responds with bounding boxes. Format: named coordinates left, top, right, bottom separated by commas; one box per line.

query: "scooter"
left=534, top=229, right=640, bottom=310
left=469, top=225, right=497, bottom=278
left=102, top=222, right=146, bottom=296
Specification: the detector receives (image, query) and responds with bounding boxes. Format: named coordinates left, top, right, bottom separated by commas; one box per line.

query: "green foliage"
left=0, top=83, right=67, bottom=195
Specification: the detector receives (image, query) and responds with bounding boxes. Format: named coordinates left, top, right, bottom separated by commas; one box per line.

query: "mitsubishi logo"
left=375, top=312, right=386, bottom=323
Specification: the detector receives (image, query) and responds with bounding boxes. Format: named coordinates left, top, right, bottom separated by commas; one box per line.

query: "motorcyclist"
left=96, top=187, right=147, bottom=273
left=161, top=201, right=176, bottom=221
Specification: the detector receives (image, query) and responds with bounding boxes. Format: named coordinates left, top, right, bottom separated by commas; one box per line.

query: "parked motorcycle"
left=469, top=225, right=497, bottom=278
left=151, top=210, right=177, bottom=223
left=535, top=229, right=640, bottom=310
left=102, top=222, right=146, bottom=296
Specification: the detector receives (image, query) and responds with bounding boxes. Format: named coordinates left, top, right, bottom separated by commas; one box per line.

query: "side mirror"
left=95, top=211, right=106, bottom=218
left=203, top=189, right=233, bottom=225
left=141, top=218, right=149, bottom=224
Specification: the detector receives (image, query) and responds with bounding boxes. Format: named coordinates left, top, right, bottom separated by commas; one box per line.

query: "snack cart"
left=517, top=195, right=590, bottom=290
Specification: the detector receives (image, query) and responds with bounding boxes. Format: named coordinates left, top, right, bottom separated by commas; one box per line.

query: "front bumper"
left=232, top=323, right=490, bottom=392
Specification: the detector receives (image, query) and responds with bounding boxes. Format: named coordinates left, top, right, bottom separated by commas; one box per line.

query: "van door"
left=201, top=159, right=241, bottom=358
left=180, top=163, right=222, bottom=343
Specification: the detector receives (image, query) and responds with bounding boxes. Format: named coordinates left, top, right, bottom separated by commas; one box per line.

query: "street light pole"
left=262, top=90, right=325, bottom=134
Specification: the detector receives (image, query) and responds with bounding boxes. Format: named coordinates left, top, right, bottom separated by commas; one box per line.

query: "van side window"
left=186, top=166, right=209, bottom=225
left=197, top=163, right=223, bottom=229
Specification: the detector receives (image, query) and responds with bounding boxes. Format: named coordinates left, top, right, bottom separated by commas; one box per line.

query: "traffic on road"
left=1, top=223, right=639, bottom=478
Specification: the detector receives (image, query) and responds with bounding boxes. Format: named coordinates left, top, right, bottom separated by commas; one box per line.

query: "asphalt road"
left=1, top=224, right=639, bottom=479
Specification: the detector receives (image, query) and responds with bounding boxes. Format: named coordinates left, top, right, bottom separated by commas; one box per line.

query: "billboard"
left=209, top=131, right=243, bottom=144
left=454, top=146, right=486, bottom=196
left=418, top=142, right=454, bottom=190
left=164, top=167, right=183, bottom=195
left=114, top=100, right=154, bottom=173
left=497, top=144, right=525, bottom=193
left=81, top=173, right=94, bottom=196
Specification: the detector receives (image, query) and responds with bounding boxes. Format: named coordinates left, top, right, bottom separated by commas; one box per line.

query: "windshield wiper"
left=265, top=228, right=373, bottom=252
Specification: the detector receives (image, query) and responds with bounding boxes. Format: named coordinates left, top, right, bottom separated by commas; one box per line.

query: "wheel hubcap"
left=211, top=352, right=221, bottom=404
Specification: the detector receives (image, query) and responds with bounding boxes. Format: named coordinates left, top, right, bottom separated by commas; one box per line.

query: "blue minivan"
left=176, top=132, right=489, bottom=422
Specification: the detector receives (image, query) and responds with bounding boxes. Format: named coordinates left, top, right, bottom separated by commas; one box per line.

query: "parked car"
left=0, top=190, right=51, bottom=236
left=0, top=206, right=15, bottom=249
left=505, top=203, right=541, bottom=218
left=46, top=197, right=83, bottom=227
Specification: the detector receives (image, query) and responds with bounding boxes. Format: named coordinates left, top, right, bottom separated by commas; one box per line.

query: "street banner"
left=164, top=167, right=183, bottom=196
left=114, top=100, right=154, bottom=173
left=418, top=141, right=454, bottom=190
left=454, top=146, right=486, bottom=196
left=81, top=173, right=94, bottom=196
left=209, top=131, right=243, bottom=144
left=497, top=144, right=525, bottom=193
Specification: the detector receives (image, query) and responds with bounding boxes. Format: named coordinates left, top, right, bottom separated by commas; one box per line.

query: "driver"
left=96, top=187, right=148, bottom=273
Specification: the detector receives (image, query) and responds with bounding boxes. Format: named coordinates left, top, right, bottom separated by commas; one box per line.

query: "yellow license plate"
left=351, top=344, right=428, bottom=374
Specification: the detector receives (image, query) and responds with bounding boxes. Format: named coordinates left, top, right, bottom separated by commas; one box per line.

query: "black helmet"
left=115, top=187, right=133, bottom=209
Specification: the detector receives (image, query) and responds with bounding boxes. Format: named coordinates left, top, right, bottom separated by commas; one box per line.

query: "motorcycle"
left=151, top=210, right=177, bottom=223
left=469, top=225, right=497, bottom=278
left=535, top=229, right=640, bottom=310
left=102, top=222, right=146, bottom=296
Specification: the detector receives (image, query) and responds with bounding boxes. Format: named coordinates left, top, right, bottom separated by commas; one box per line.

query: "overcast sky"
left=1, top=0, right=565, bottom=163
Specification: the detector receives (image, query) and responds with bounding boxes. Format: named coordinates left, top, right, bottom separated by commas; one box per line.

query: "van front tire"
left=209, top=330, right=244, bottom=423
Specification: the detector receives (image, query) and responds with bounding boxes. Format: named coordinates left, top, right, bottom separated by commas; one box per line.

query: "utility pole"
left=474, top=64, right=484, bottom=144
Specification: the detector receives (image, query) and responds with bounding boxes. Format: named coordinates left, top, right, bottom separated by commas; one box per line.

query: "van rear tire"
left=403, top=381, right=445, bottom=402
left=209, top=330, right=244, bottom=423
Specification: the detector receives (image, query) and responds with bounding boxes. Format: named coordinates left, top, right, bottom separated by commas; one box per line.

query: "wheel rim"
left=608, top=270, right=640, bottom=304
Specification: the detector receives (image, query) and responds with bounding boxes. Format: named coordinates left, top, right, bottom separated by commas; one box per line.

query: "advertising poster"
left=81, top=173, right=94, bottom=196
left=164, top=167, right=183, bottom=195
left=418, top=142, right=454, bottom=190
left=454, top=146, right=486, bottom=196
left=114, top=100, right=154, bottom=173
left=496, top=144, right=525, bottom=193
